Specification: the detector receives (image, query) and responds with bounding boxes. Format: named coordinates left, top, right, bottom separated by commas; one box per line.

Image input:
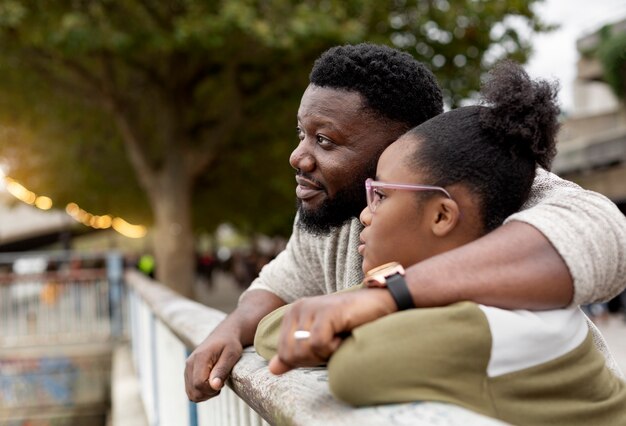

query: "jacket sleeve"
left=253, top=304, right=289, bottom=361
left=505, top=168, right=626, bottom=306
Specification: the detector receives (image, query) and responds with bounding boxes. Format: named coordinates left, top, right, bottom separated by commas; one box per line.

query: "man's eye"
left=296, top=127, right=304, bottom=141
left=316, top=135, right=333, bottom=148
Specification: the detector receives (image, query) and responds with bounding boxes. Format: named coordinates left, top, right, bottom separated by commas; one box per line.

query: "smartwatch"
left=364, top=262, right=415, bottom=311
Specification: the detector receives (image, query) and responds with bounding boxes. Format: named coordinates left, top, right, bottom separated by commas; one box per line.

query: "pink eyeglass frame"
left=365, top=178, right=452, bottom=213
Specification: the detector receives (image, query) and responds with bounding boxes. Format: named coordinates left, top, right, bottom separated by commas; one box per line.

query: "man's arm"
left=405, top=221, right=572, bottom=309
left=261, top=222, right=575, bottom=374
left=507, top=169, right=626, bottom=305
left=185, top=218, right=329, bottom=402
left=185, top=289, right=285, bottom=402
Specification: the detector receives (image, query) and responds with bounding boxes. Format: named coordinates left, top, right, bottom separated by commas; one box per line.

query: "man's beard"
left=296, top=158, right=377, bottom=236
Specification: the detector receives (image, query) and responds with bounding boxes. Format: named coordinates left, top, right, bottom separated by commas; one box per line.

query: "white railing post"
left=155, top=320, right=191, bottom=426
left=137, top=298, right=159, bottom=426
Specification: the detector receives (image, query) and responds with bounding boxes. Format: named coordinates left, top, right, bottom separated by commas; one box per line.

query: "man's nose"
left=289, top=142, right=315, bottom=172
left=359, top=206, right=372, bottom=226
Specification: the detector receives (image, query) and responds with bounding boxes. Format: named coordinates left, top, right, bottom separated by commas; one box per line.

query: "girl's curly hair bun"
left=480, top=60, right=560, bottom=170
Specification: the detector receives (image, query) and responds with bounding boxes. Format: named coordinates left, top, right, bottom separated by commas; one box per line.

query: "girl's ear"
left=431, top=198, right=460, bottom=237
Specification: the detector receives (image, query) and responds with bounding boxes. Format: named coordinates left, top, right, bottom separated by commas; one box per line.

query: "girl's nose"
left=359, top=206, right=372, bottom=226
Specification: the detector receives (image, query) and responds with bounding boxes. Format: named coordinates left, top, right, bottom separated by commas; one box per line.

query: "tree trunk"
left=110, top=92, right=204, bottom=299
left=149, top=173, right=196, bottom=299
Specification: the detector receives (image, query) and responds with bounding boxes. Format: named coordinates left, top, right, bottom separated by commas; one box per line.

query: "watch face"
left=364, top=262, right=405, bottom=288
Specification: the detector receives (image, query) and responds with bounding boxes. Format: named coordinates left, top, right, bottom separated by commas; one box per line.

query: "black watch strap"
left=387, top=273, right=415, bottom=311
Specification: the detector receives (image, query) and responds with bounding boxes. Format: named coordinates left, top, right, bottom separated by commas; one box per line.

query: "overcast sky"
left=524, top=0, right=626, bottom=111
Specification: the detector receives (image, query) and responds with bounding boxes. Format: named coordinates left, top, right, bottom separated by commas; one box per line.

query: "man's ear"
left=431, top=198, right=460, bottom=237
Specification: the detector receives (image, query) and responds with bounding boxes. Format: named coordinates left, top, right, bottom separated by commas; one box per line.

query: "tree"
left=0, top=0, right=551, bottom=297
left=385, top=0, right=554, bottom=107
left=597, top=24, right=626, bottom=102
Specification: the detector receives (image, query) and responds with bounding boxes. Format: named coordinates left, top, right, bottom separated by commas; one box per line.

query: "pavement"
left=194, top=270, right=242, bottom=313
left=108, top=344, right=148, bottom=426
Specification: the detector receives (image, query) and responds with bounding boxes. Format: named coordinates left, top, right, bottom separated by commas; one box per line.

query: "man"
left=185, top=44, right=626, bottom=402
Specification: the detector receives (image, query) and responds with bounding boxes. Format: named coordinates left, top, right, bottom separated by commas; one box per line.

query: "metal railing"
left=0, top=251, right=125, bottom=347
left=127, top=270, right=269, bottom=426
left=0, top=250, right=126, bottom=425
left=126, top=270, right=505, bottom=426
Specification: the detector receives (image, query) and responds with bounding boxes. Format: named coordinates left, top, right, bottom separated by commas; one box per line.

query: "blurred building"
left=553, top=18, right=626, bottom=213
left=0, top=194, right=74, bottom=251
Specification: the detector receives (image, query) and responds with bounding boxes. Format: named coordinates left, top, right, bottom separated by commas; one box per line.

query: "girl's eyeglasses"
left=365, top=178, right=452, bottom=213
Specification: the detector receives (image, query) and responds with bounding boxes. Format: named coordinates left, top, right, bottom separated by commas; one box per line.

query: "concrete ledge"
left=109, top=342, right=148, bottom=426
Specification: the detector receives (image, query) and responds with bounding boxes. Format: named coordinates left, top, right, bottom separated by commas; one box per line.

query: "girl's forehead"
left=377, top=137, right=415, bottom=177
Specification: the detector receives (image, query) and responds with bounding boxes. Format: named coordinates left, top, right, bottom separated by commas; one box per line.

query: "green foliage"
left=385, top=0, right=554, bottom=106
left=0, top=48, right=148, bottom=221
left=597, top=27, right=626, bottom=101
left=0, top=0, right=550, bottom=239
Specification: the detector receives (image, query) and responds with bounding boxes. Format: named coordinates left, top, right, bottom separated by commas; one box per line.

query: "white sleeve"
left=505, top=168, right=626, bottom=306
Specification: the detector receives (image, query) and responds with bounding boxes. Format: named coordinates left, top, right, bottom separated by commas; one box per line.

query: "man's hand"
left=185, top=289, right=286, bottom=402
left=185, top=324, right=243, bottom=402
left=269, top=288, right=396, bottom=375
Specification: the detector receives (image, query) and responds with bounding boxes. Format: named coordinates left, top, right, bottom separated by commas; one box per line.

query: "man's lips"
left=295, top=176, right=324, bottom=200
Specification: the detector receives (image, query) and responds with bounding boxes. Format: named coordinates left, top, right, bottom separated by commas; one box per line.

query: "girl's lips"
left=358, top=231, right=367, bottom=256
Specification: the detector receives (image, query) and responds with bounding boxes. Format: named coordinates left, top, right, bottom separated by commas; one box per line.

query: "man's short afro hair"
left=310, top=43, right=443, bottom=127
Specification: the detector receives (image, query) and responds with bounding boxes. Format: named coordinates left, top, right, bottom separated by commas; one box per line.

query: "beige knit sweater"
left=248, top=168, right=626, bottom=305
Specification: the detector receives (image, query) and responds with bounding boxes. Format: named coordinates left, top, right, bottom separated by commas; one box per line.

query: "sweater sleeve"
left=505, top=168, right=626, bottom=306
